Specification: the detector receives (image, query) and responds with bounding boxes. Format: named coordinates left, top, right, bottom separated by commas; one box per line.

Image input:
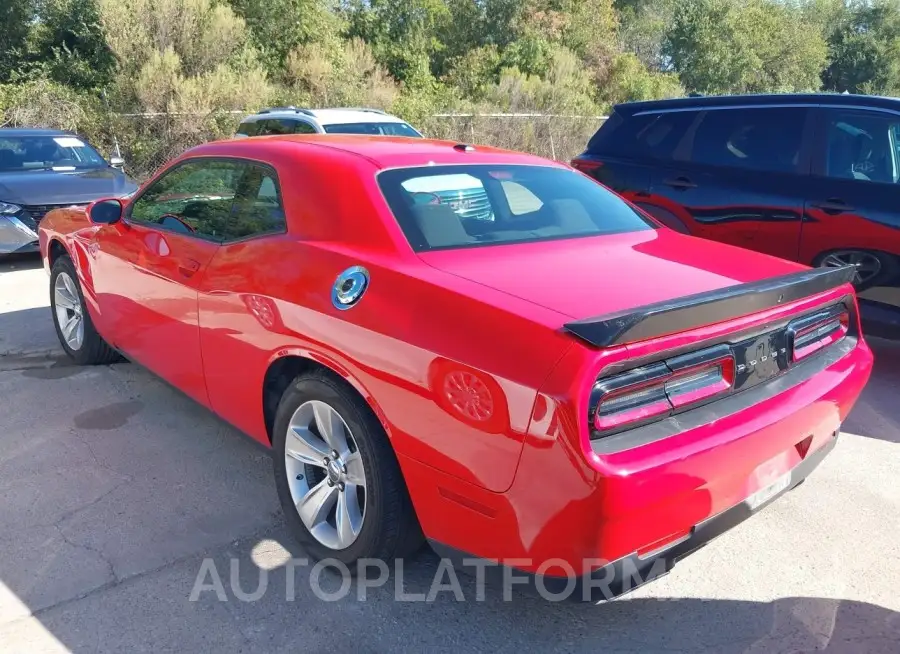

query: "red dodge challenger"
left=38, top=135, right=873, bottom=600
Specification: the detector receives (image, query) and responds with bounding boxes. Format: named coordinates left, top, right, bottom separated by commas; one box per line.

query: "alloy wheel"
left=284, top=400, right=367, bottom=550
left=54, top=271, right=84, bottom=351
left=820, top=250, right=882, bottom=285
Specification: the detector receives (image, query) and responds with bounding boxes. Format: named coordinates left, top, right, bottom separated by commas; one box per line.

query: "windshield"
left=378, top=165, right=655, bottom=251
left=323, top=122, right=422, bottom=137
left=0, top=135, right=107, bottom=171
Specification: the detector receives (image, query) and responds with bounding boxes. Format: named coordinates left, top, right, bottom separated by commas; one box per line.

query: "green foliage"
left=29, top=0, right=116, bottom=92
left=228, top=0, right=344, bottom=73
left=822, top=0, right=900, bottom=95
left=1, top=0, right=38, bottom=84
left=667, top=0, right=828, bottom=94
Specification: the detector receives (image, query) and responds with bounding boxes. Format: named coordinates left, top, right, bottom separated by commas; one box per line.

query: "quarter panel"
left=197, top=237, right=572, bottom=492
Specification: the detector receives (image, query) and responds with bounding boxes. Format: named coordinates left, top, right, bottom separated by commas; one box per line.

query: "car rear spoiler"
left=563, top=265, right=857, bottom=348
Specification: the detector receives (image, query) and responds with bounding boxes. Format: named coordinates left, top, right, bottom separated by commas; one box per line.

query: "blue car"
left=0, top=129, right=138, bottom=254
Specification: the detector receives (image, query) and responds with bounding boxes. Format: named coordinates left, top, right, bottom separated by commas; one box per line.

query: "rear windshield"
left=0, top=135, right=107, bottom=171
left=378, top=164, right=655, bottom=251
left=323, top=122, right=422, bottom=137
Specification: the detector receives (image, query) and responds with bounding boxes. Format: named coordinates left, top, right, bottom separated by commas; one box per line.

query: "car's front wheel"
left=50, top=255, right=119, bottom=365
left=272, top=371, right=422, bottom=567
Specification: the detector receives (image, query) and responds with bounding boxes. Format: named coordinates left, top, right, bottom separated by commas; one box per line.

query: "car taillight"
left=789, top=308, right=849, bottom=362
left=571, top=158, right=603, bottom=175
left=592, top=346, right=735, bottom=434
left=665, top=353, right=735, bottom=408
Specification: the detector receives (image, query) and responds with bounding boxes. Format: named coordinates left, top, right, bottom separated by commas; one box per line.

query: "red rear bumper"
left=416, top=336, right=873, bottom=595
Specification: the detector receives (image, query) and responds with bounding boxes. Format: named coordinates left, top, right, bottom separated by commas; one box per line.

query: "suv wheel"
left=815, top=249, right=898, bottom=292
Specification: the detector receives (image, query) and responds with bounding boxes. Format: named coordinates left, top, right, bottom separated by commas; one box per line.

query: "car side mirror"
left=89, top=198, right=124, bottom=224
left=110, top=156, right=125, bottom=169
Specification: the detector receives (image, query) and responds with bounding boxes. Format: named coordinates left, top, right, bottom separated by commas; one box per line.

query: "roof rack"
left=257, top=106, right=315, bottom=116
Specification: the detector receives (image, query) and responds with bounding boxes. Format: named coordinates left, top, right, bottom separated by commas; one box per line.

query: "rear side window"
left=323, top=122, right=422, bottom=137
left=822, top=109, right=900, bottom=184
left=293, top=121, right=316, bottom=134
left=689, top=108, right=808, bottom=173
left=236, top=121, right=259, bottom=137
left=378, top=165, right=654, bottom=251
left=588, top=109, right=696, bottom=162
left=128, top=159, right=286, bottom=242
left=254, top=119, right=316, bottom=136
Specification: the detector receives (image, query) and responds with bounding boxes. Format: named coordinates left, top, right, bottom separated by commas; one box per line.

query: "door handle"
left=810, top=199, right=854, bottom=213
left=178, top=259, right=201, bottom=278
left=662, top=176, right=697, bottom=190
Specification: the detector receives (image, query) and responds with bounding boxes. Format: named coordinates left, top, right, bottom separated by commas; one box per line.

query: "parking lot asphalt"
left=0, top=255, right=898, bottom=653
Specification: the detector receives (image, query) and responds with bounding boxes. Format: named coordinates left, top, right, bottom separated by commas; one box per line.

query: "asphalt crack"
left=24, top=519, right=284, bottom=620
left=0, top=349, right=70, bottom=373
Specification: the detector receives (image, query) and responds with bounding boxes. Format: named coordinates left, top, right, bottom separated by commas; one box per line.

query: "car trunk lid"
left=417, top=229, right=854, bottom=346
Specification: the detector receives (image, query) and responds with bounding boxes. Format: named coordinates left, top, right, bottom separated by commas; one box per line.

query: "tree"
left=666, top=0, right=828, bottom=94
left=31, top=0, right=116, bottom=92
left=228, top=0, right=343, bottom=73
left=346, top=0, right=451, bottom=88
left=0, top=0, right=36, bottom=83
left=822, top=0, right=900, bottom=95
left=616, top=0, right=676, bottom=71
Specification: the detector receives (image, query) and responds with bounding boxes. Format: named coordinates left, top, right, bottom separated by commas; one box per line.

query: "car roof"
left=242, top=108, right=409, bottom=125
left=189, top=134, right=557, bottom=169
left=614, top=92, right=900, bottom=115
left=0, top=128, right=74, bottom=137
left=308, top=109, right=408, bottom=125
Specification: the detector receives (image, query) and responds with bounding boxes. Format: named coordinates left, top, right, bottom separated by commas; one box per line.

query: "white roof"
left=309, top=109, right=407, bottom=125
left=247, top=108, right=408, bottom=126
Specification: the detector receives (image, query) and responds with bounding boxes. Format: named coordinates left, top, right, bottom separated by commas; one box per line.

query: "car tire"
left=49, top=255, right=120, bottom=365
left=814, top=249, right=899, bottom=292
left=272, top=370, right=423, bottom=568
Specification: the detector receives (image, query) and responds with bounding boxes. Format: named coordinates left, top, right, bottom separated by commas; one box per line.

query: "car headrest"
left=411, top=204, right=472, bottom=247
left=547, top=199, right=596, bottom=233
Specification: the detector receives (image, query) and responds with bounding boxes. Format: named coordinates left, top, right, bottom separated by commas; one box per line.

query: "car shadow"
left=162, top=530, right=899, bottom=653
left=0, top=252, right=43, bottom=273
left=0, top=306, right=64, bottom=364
left=8, top=521, right=897, bottom=652
left=843, top=336, right=900, bottom=443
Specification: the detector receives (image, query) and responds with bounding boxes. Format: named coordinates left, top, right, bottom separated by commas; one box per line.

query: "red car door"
left=91, top=159, right=248, bottom=406
left=802, top=106, right=900, bottom=307
left=644, top=106, right=814, bottom=262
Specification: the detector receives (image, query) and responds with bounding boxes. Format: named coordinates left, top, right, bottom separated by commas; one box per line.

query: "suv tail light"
left=788, top=308, right=849, bottom=362
left=571, top=158, right=603, bottom=175
left=592, top=346, right=735, bottom=433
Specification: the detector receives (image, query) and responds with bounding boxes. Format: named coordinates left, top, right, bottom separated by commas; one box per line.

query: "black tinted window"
left=129, top=160, right=286, bottom=242
left=823, top=110, right=900, bottom=184
left=690, top=108, right=807, bottom=173
left=293, top=121, right=316, bottom=134
left=257, top=119, right=309, bottom=136
left=323, top=122, right=421, bottom=137
left=236, top=121, right=259, bottom=137
left=378, top=165, right=654, bottom=252
left=588, top=110, right=696, bottom=161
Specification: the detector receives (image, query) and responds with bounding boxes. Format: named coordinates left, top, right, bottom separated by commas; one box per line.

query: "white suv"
left=234, top=107, right=423, bottom=138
